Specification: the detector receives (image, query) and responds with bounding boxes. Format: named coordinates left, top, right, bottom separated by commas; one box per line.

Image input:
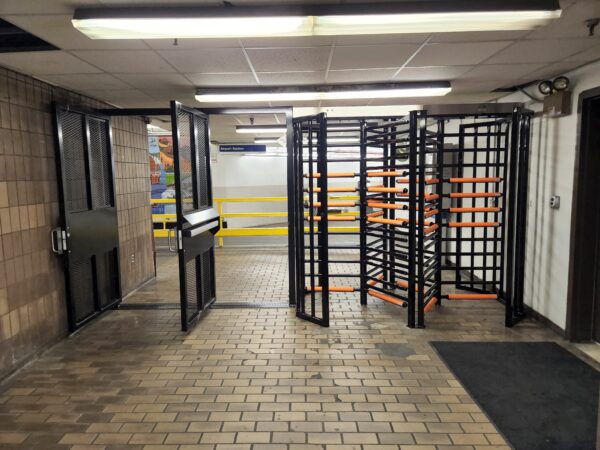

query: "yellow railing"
left=151, top=196, right=360, bottom=247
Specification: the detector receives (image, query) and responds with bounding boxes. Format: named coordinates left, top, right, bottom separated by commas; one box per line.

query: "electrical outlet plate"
left=550, top=195, right=560, bottom=209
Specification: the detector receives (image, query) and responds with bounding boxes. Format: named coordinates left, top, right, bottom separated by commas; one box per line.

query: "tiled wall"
left=0, top=68, right=154, bottom=379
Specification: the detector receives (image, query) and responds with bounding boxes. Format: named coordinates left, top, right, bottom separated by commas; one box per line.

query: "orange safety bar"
left=308, top=172, right=357, bottom=178
left=311, top=187, right=357, bottom=193
left=367, top=274, right=384, bottom=286
left=367, top=211, right=385, bottom=218
left=366, top=170, right=405, bottom=177
left=448, top=222, right=500, bottom=228
left=424, top=209, right=439, bottom=218
left=397, top=193, right=440, bottom=201
left=424, top=297, right=438, bottom=313
left=313, top=201, right=357, bottom=207
left=369, top=216, right=433, bottom=226
left=448, top=207, right=501, bottom=213
left=308, top=215, right=357, bottom=222
left=368, top=186, right=408, bottom=193
left=448, top=293, right=498, bottom=300
left=368, top=289, right=407, bottom=306
left=395, top=279, right=419, bottom=292
left=307, top=286, right=355, bottom=293
left=396, top=177, right=440, bottom=185
left=448, top=177, right=501, bottom=183
left=367, top=201, right=407, bottom=210
left=424, top=224, right=439, bottom=234
left=449, top=192, right=501, bottom=198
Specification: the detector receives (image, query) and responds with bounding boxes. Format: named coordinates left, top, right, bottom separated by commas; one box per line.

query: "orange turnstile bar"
left=424, top=297, right=438, bottom=313
left=311, top=187, right=357, bottom=193
left=448, top=207, right=501, bottom=213
left=313, top=201, right=357, bottom=207
left=449, top=192, right=501, bottom=198
left=448, top=177, right=501, bottom=183
left=307, top=172, right=356, bottom=178
left=448, top=222, right=500, bottom=228
left=307, top=286, right=355, bottom=293
left=366, top=170, right=406, bottom=177
left=368, top=289, right=406, bottom=306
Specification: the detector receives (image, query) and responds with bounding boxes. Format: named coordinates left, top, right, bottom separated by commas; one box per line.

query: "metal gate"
left=170, top=101, right=219, bottom=331
left=52, top=104, right=120, bottom=332
left=293, top=113, right=329, bottom=326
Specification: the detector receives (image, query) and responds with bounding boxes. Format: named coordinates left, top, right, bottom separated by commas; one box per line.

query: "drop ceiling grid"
left=0, top=0, right=597, bottom=108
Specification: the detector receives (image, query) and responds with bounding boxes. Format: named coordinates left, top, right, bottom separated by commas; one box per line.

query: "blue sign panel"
left=219, top=144, right=266, bottom=153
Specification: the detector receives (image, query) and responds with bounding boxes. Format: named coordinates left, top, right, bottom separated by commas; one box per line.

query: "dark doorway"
left=567, top=87, right=600, bottom=342
left=52, top=104, right=121, bottom=332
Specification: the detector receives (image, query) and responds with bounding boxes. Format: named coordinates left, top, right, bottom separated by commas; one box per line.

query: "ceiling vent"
left=0, top=19, right=57, bottom=52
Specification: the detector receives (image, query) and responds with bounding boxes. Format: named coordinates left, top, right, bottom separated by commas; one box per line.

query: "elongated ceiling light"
left=237, top=125, right=286, bottom=134
left=72, top=1, right=561, bottom=39
left=199, top=82, right=451, bottom=103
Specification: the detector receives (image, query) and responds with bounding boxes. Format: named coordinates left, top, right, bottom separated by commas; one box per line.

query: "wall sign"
left=219, top=144, right=266, bottom=153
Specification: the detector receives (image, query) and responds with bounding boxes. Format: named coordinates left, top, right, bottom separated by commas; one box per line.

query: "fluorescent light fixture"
left=198, top=82, right=452, bottom=104
left=236, top=125, right=286, bottom=134
left=72, top=1, right=561, bottom=39
left=254, top=137, right=281, bottom=144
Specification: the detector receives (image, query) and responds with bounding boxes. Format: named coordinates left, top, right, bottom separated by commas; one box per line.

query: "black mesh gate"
left=52, top=104, right=121, bottom=332
left=170, top=101, right=219, bottom=332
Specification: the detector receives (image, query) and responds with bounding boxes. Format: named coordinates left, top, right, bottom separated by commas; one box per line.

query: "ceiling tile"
left=327, top=68, right=396, bottom=83
left=158, top=48, right=249, bottom=73
left=394, top=66, right=474, bottom=81
left=41, top=73, right=131, bottom=90
left=73, top=50, right=175, bottom=73
left=84, top=88, right=155, bottom=106
left=485, top=39, right=598, bottom=64
left=566, top=44, right=600, bottom=62
left=245, top=47, right=330, bottom=71
left=450, top=80, right=508, bottom=93
left=114, top=73, right=193, bottom=89
left=334, top=34, right=429, bottom=45
left=258, top=71, right=326, bottom=85
left=5, top=15, right=148, bottom=50
left=243, top=36, right=334, bottom=47
left=518, top=61, right=584, bottom=81
left=430, top=31, right=530, bottom=43
left=410, top=42, right=513, bottom=66
left=186, top=72, right=258, bottom=86
left=330, top=44, right=419, bottom=70
left=0, top=0, right=99, bottom=14
left=145, top=38, right=241, bottom=50
left=459, top=63, right=546, bottom=81
left=0, top=51, right=101, bottom=75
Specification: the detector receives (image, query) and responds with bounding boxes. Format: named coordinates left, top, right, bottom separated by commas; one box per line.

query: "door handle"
left=51, top=227, right=65, bottom=254
left=167, top=228, right=178, bottom=253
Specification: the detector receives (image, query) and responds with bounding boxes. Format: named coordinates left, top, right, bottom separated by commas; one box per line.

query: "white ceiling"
left=0, top=0, right=598, bottom=114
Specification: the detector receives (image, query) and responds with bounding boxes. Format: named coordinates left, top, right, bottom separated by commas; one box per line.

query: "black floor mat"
left=431, top=341, right=600, bottom=450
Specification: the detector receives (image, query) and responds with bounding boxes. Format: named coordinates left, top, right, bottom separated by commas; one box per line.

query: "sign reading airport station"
left=219, top=144, right=266, bottom=153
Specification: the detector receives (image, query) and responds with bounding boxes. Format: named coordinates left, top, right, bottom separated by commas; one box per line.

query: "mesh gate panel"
left=96, top=249, right=118, bottom=309
left=177, top=111, right=194, bottom=214
left=88, top=118, right=113, bottom=208
left=185, top=256, right=200, bottom=322
left=70, top=257, right=95, bottom=322
left=60, top=111, right=89, bottom=212
left=194, top=115, right=210, bottom=208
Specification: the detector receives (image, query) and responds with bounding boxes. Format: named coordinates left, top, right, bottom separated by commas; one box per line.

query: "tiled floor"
left=0, top=247, right=589, bottom=450
left=124, top=248, right=290, bottom=305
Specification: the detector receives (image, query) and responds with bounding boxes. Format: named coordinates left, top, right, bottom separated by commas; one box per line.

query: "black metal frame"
left=290, top=108, right=531, bottom=329
left=52, top=103, right=121, bottom=332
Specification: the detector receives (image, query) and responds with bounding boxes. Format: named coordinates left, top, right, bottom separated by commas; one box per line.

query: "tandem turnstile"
left=290, top=106, right=531, bottom=328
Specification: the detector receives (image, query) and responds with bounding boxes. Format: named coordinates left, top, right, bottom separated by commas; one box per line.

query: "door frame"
left=98, top=106, right=296, bottom=308
left=566, top=86, right=600, bottom=341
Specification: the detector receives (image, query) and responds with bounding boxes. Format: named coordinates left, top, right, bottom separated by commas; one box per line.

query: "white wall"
left=499, top=60, right=600, bottom=330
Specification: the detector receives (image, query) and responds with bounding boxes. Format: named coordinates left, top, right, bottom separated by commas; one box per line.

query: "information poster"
left=148, top=135, right=176, bottom=215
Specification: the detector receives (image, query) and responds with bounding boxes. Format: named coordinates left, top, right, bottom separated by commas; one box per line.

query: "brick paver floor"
left=0, top=248, right=591, bottom=450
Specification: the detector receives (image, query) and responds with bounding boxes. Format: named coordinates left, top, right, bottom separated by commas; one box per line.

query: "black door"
left=170, top=101, right=219, bottom=331
left=52, top=104, right=121, bottom=332
left=293, top=113, right=329, bottom=326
